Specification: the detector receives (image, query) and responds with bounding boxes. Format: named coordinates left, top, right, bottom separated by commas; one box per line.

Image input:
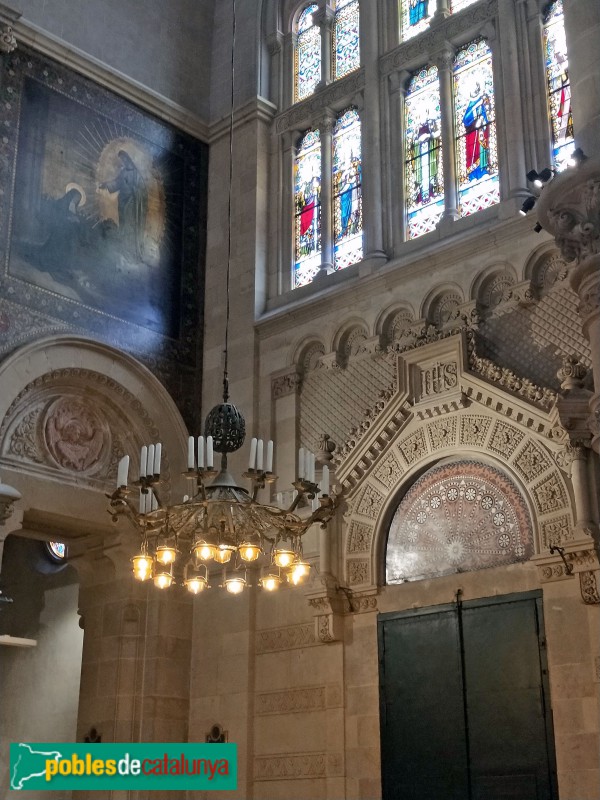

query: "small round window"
left=46, top=541, right=67, bottom=561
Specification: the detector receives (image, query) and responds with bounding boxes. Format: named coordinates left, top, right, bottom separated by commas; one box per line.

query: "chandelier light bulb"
left=193, top=542, right=217, bottom=562
left=239, top=542, right=261, bottom=562
left=213, top=544, right=236, bottom=564
left=132, top=554, right=153, bottom=582
left=260, top=573, right=281, bottom=592
left=288, top=560, right=311, bottom=585
left=155, top=545, right=177, bottom=565
left=185, top=576, right=208, bottom=595
left=273, top=548, right=296, bottom=569
left=153, top=571, right=173, bottom=590
left=224, top=577, right=246, bottom=595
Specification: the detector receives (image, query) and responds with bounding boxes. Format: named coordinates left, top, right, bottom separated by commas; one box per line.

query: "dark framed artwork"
left=0, top=47, right=207, bottom=368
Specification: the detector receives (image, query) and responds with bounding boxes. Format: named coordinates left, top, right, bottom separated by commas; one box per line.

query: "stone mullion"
left=359, top=0, right=387, bottom=264
left=317, top=112, right=335, bottom=275
left=315, top=4, right=334, bottom=88
left=283, top=32, right=297, bottom=109
left=519, top=0, right=550, bottom=172
left=436, top=48, right=460, bottom=224
left=389, top=71, right=409, bottom=251
left=281, top=130, right=298, bottom=293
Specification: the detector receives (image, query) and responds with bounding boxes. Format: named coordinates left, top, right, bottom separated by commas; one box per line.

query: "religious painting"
left=0, top=47, right=207, bottom=360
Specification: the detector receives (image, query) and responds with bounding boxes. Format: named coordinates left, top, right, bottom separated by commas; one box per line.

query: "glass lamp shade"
left=260, top=573, right=282, bottom=592
left=132, top=554, right=153, bottom=581
left=224, top=576, right=246, bottom=595
left=155, top=545, right=178, bottom=565
left=185, top=575, right=209, bottom=595
left=239, top=542, right=262, bottom=562
left=153, top=571, right=173, bottom=589
left=287, top=559, right=311, bottom=586
left=193, top=542, right=217, bottom=561
left=273, top=548, right=296, bottom=569
left=213, top=544, right=236, bottom=564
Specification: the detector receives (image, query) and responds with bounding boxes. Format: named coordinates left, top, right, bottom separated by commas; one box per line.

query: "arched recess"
left=0, top=335, right=189, bottom=562
left=336, top=333, right=575, bottom=592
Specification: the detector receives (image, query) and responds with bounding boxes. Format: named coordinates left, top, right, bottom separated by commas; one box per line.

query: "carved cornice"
left=380, top=0, right=498, bottom=76
left=275, top=69, right=365, bottom=134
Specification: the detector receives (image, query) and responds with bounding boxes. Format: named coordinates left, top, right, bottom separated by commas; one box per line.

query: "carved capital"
left=0, top=24, right=17, bottom=54
left=557, top=355, right=588, bottom=391
left=580, top=570, right=600, bottom=605
left=272, top=370, right=302, bottom=399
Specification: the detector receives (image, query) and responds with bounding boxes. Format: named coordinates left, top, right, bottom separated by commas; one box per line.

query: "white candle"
left=322, top=464, right=329, bottom=496
left=256, top=439, right=264, bottom=471
left=139, top=491, right=146, bottom=514
left=197, top=435, right=205, bottom=469
left=312, top=495, right=318, bottom=512
left=117, top=455, right=129, bottom=488
left=206, top=436, right=214, bottom=468
left=187, top=436, right=195, bottom=470
left=310, top=452, right=316, bottom=483
left=298, top=447, right=305, bottom=480
left=304, top=450, right=311, bottom=483
left=266, top=440, right=274, bottom=473
left=146, top=445, right=155, bottom=478
left=151, top=492, right=158, bottom=512
left=153, top=443, right=162, bottom=476
left=249, top=437, right=257, bottom=470
left=140, top=445, right=148, bottom=478
left=183, top=494, right=189, bottom=503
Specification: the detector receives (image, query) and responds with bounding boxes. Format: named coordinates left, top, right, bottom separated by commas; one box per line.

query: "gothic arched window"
left=294, top=129, right=322, bottom=287
left=404, top=65, right=444, bottom=239
left=333, top=0, right=360, bottom=80
left=295, top=4, right=321, bottom=102
left=543, top=0, right=574, bottom=170
left=454, top=38, right=499, bottom=217
left=333, top=108, right=363, bottom=269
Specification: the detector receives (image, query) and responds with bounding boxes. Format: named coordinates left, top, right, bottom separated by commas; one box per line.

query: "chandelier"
left=108, top=422, right=336, bottom=594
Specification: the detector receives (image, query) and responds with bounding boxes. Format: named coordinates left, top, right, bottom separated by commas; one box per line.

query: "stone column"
left=282, top=32, right=297, bottom=109
left=315, top=4, right=334, bottom=89
left=358, top=0, right=387, bottom=266
left=280, top=130, right=298, bottom=293
left=562, top=0, right=600, bottom=160
left=266, top=31, right=284, bottom=109
left=436, top=46, right=460, bottom=226
left=537, top=158, right=600, bottom=453
left=388, top=71, right=409, bottom=252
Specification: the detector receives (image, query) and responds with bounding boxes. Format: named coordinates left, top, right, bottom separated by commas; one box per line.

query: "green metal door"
left=379, top=591, right=557, bottom=800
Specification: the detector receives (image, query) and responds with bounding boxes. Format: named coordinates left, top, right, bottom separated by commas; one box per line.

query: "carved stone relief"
left=354, top=483, right=385, bottom=519
left=460, top=415, right=492, bottom=447
left=43, top=396, right=108, bottom=472
left=373, top=451, right=403, bottom=490
left=398, top=429, right=428, bottom=465
left=513, top=440, right=552, bottom=482
left=255, top=623, right=317, bottom=654
left=427, top=417, right=457, bottom=450
left=347, top=521, right=374, bottom=553
left=488, top=420, right=525, bottom=460
left=254, top=752, right=343, bottom=781
left=532, top=473, right=568, bottom=515
left=539, top=515, right=571, bottom=548
left=347, top=559, right=369, bottom=586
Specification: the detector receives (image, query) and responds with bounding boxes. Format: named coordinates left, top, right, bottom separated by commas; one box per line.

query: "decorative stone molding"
left=255, top=623, right=317, bottom=654
left=255, top=684, right=342, bottom=715
left=0, top=23, right=17, bottom=54
left=533, top=541, right=599, bottom=603
left=315, top=351, right=342, bottom=372
left=272, top=370, right=302, bottom=399
left=275, top=69, right=365, bottom=133
left=254, top=752, right=343, bottom=781
left=380, top=0, right=498, bottom=76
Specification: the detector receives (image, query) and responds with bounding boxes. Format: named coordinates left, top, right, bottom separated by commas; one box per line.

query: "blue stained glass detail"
left=294, top=129, right=322, bottom=288
left=405, top=65, right=444, bottom=239
left=400, top=0, right=432, bottom=42
left=334, top=0, right=360, bottom=80
left=333, top=108, right=362, bottom=270
left=295, top=5, right=321, bottom=102
left=543, top=0, right=574, bottom=171
left=454, top=39, right=499, bottom=217
left=47, top=541, right=67, bottom=560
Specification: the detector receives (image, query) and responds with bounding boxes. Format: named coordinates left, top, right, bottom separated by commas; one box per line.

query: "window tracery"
left=543, top=0, right=574, bottom=170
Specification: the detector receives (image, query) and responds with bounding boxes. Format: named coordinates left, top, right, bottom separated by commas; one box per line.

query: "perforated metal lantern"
left=204, top=402, right=246, bottom=453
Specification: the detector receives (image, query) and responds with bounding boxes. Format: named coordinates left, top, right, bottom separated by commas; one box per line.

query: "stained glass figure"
left=405, top=65, right=444, bottom=239
left=543, top=0, right=574, bottom=171
left=454, top=39, right=499, bottom=217
left=333, top=108, right=362, bottom=270
left=47, top=541, right=67, bottom=560
left=294, top=129, right=322, bottom=288
left=400, top=0, right=432, bottom=42
left=333, top=0, right=360, bottom=80
left=295, top=4, right=321, bottom=102
left=450, top=0, right=479, bottom=13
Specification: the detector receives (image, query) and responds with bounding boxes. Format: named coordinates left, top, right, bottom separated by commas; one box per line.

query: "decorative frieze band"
left=254, top=752, right=343, bottom=781
left=272, top=371, right=302, bottom=399
left=256, top=622, right=317, bottom=654
left=255, top=684, right=342, bottom=716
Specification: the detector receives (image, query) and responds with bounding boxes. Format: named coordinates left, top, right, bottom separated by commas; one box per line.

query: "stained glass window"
left=333, top=108, right=362, bottom=270
left=333, top=0, right=360, bottom=80
left=450, top=0, right=479, bottom=13
left=400, top=0, right=432, bottom=42
left=543, top=0, right=574, bottom=171
left=454, top=38, right=499, bottom=217
left=47, top=541, right=67, bottom=560
left=294, top=129, right=322, bottom=288
left=295, top=5, right=321, bottom=102
left=405, top=66, right=444, bottom=239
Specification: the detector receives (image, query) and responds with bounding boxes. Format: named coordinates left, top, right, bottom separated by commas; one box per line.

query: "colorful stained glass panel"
left=543, top=0, right=574, bottom=171
left=400, top=0, right=432, bottom=42
left=405, top=65, right=444, bottom=239
left=294, top=129, right=322, bottom=288
left=333, top=108, right=362, bottom=270
left=334, top=0, right=360, bottom=80
left=295, top=4, right=321, bottom=102
left=454, top=39, right=499, bottom=217
left=47, top=541, right=67, bottom=560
